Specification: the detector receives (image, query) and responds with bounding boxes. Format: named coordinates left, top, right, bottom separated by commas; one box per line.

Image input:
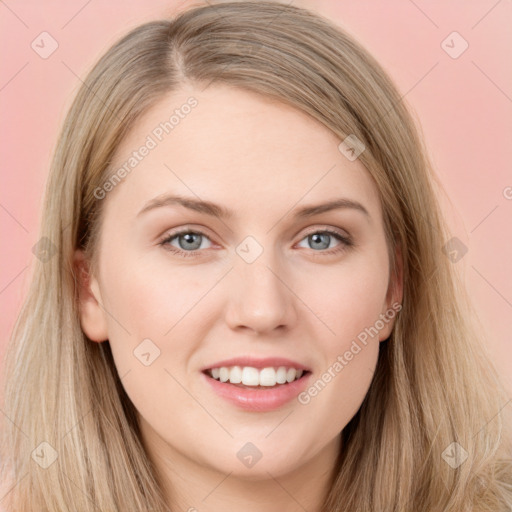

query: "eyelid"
left=300, top=224, right=351, bottom=239
left=158, top=224, right=217, bottom=243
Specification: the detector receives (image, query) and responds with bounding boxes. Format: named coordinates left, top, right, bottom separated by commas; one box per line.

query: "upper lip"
left=201, top=356, right=311, bottom=372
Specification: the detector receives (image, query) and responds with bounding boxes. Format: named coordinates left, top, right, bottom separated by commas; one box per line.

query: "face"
left=75, top=83, right=402, bottom=483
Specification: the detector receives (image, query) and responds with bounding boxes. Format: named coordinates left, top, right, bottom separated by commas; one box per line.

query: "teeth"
left=219, top=367, right=229, bottom=382
left=207, top=366, right=305, bottom=386
left=242, top=367, right=259, bottom=386
left=276, top=366, right=287, bottom=384
left=229, top=366, right=242, bottom=383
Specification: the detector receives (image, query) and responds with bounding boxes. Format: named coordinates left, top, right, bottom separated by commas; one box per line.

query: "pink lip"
left=201, top=370, right=312, bottom=412
left=201, top=356, right=311, bottom=371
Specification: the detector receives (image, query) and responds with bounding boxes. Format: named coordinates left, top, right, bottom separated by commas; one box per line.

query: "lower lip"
left=201, top=371, right=312, bottom=412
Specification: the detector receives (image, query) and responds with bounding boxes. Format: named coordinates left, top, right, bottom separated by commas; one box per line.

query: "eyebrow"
left=136, top=194, right=370, bottom=220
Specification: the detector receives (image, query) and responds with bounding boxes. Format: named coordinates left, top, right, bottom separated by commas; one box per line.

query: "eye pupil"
left=309, top=233, right=330, bottom=250
left=179, top=232, right=202, bottom=250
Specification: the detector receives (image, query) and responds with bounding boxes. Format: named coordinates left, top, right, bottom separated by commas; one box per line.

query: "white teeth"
left=207, top=366, right=306, bottom=386
left=242, top=367, right=260, bottom=386
left=286, top=368, right=297, bottom=383
left=229, top=366, right=242, bottom=384
left=259, top=367, right=277, bottom=386
left=219, top=367, right=229, bottom=382
left=276, top=366, right=288, bottom=384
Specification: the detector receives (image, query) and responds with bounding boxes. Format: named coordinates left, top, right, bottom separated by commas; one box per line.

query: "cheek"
left=299, top=252, right=390, bottom=345
left=304, top=251, right=388, bottom=423
left=98, top=256, right=208, bottom=421
left=102, top=252, right=209, bottom=338
left=97, top=252, right=207, bottom=382
left=317, top=341, right=379, bottom=431
left=297, top=262, right=385, bottom=429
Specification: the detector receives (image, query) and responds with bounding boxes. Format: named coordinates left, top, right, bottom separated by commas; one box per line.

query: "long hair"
left=1, top=2, right=511, bottom=510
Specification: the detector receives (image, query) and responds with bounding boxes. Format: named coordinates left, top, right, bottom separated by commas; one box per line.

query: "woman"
left=1, top=1, right=511, bottom=510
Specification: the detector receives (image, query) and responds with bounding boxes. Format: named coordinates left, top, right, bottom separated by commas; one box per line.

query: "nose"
left=224, top=256, right=298, bottom=335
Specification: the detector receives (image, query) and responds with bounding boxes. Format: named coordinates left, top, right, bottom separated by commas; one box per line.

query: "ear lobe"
left=73, top=249, right=108, bottom=343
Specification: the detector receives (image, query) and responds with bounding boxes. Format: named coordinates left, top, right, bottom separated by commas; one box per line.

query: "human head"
left=2, top=2, right=510, bottom=511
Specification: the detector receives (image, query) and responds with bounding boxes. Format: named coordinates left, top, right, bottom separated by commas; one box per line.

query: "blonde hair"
left=1, top=1, right=511, bottom=510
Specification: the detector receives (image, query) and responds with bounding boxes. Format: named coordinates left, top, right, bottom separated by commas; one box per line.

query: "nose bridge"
left=225, top=241, right=297, bottom=333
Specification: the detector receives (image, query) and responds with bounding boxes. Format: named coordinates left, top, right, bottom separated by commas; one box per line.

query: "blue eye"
left=158, top=228, right=353, bottom=258
left=159, top=230, right=212, bottom=257
left=297, top=230, right=352, bottom=254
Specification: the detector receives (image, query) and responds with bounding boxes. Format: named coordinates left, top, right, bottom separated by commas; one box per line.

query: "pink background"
left=1, top=1, right=511, bottom=397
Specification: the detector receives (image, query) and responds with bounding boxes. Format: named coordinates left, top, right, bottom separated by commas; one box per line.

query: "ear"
left=73, top=249, right=108, bottom=343
left=379, top=243, right=403, bottom=341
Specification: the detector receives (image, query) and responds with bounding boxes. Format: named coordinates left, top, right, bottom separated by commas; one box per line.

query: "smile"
left=201, top=366, right=312, bottom=412
left=205, top=365, right=306, bottom=387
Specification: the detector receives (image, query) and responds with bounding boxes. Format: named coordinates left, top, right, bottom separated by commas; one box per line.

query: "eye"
left=158, top=229, right=213, bottom=258
left=158, top=227, right=353, bottom=258
left=296, top=229, right=353, bottom=256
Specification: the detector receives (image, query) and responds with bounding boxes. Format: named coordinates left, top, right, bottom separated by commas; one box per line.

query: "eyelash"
left=158, top=227, right=353, bottom=259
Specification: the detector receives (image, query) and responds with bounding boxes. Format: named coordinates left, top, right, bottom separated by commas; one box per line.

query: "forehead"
left=104, top=84, right=382, bottom=223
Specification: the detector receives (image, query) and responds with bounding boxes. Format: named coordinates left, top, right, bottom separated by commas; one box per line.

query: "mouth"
left=201, top=363, right=313, bottom=412
left=202, top=366, right=312, bottom=389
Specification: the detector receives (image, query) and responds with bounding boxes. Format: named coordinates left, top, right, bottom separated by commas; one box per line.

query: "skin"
left=75, top=83, right=403, bottom=512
